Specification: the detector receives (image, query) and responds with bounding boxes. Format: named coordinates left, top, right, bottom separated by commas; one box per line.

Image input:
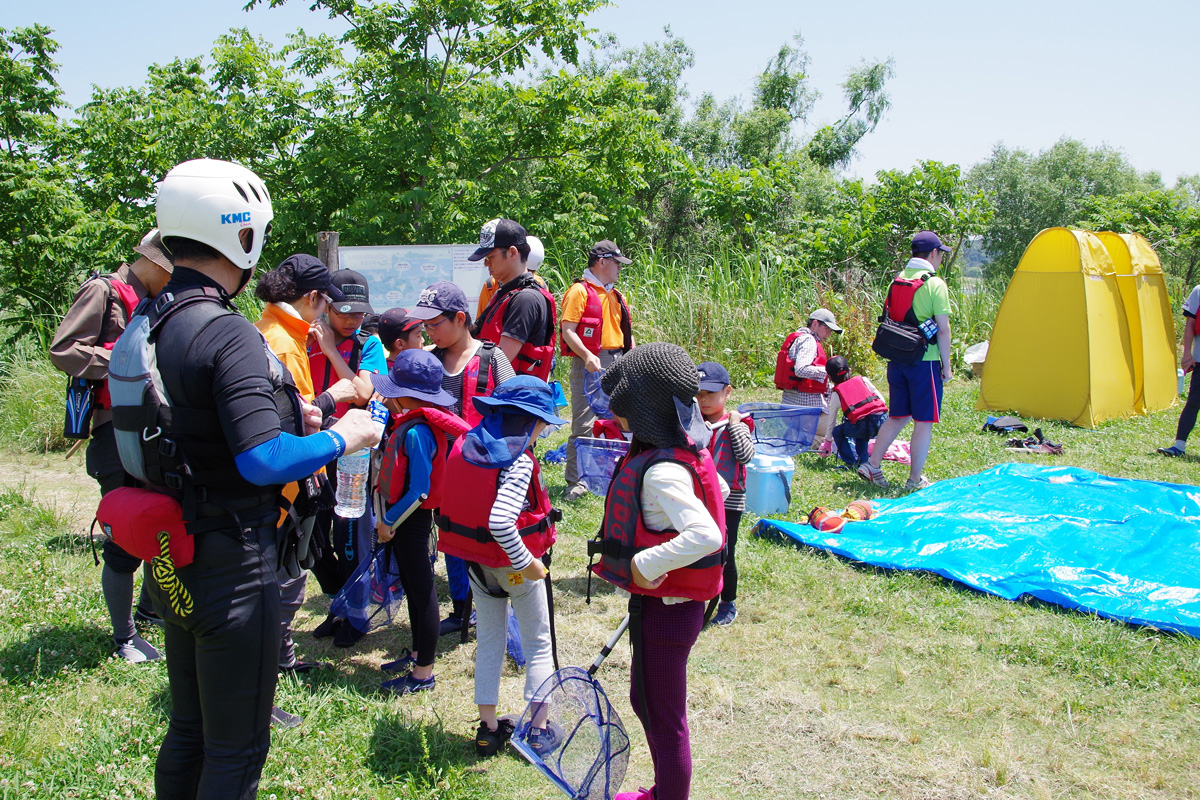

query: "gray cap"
left=808, top=308, right=842, bottom=332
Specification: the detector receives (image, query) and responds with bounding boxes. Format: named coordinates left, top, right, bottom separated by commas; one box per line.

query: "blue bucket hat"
left=371, top=349, right=455, bottom=406
left=471, top=376, right=567, bottom=426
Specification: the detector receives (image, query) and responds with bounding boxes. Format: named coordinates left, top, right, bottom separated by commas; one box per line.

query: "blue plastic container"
left=575, top=437, right=630, bottom=497
left=549, top=380, right=568, bottom=410
left=738, top=403, right=822, bottom=456
left=744, top=454, right=794, bottom=516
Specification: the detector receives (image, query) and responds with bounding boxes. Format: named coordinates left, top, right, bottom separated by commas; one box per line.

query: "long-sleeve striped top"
left=710, top=416, right=756, bottom=512
left=486, top=451, right=537, bottom=571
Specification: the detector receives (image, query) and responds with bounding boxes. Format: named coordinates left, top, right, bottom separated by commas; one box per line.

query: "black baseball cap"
left=378, top=308, right=422, bottom=345
left=407, top=280, right=469, bottom=321
left=279, top=254, right=345, bottom=302
left=330, top=269, right=373, bottom=314
left=589, top=240, right=632, bottom=264
left=696, top=361, right=731, bottom=391
left=468, top=218, right=527, bottom=262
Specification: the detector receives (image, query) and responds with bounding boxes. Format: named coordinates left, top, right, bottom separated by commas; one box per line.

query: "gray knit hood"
left=602, top=342, right=707, bottom=450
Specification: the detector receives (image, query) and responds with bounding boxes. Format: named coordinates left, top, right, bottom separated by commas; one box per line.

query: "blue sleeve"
left=358, top=334, right=388, bottom=375
left=234, top=430, right=346, bottom=486
left=383, top=425, right=436, bottom=526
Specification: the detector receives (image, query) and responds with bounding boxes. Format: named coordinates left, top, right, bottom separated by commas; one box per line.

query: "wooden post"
left=317, top=231, right=340, bottom=273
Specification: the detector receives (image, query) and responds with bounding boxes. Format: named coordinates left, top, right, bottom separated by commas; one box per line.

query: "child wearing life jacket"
left=827, top=355, right=889, bottom=469
left=436, top=377, right=566, bottom=757
left=695, top=361, right=754, bottom=627
left=589, top=343, right=726, bottom=800
left=377, top=308, right=425, bottom=364
left=368, top=349, right=468, bottom=694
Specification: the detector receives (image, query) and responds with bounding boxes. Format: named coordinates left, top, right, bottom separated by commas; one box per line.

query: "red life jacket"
left=773, top=328, right=828, bottom=393
left=885, top=271, right=933, bottom=326
left=94, top=276, right=141, bottom=410
left=708, top=416, right=755, bottom=493
left=452, top=342, right=499, bottom=427
left=475, top=276, right=558, bottom=381
left=560, top=280, right=632, bottom=357
left=589, top=446, right=726, bottom=602
left=832, top=376, right=888, bottom=423
left=436, top=438, right=559, bottom=568
left=592, top=417, right=626, bottom=440
left=377, top=408, right=470, bottom=511
left=309, top=329, right=372, bottom=420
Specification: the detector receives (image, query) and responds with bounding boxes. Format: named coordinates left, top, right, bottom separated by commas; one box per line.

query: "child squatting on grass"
left=695, top=361, right=754, bottom=627
left=436, top=376, right=566, bottom=757
left=370, top=349, right=469, bottom=695
left=591, top=343, right=728, bottom=800
left=826, top=355, right=889, bottom=469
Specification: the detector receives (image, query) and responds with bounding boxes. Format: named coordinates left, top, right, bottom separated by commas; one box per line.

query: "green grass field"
left=2, top=378, right=1199, bottom=799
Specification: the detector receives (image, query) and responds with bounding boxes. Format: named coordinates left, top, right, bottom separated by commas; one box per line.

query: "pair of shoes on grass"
left=1157, top=445, right=1186, bottom=457
left=382, top=673, right=435, bottom=695
left=856, top=462, right=889, bottom=488
left=710, top=601, right=737, bottom=627
left=528, top=721, right=564, bottom=758
left=475, top=718, right=515, bottom=757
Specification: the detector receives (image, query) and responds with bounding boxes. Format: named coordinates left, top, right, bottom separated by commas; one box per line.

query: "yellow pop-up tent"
left=1096, top=231, right=1178, bottom=415
left=978, top=228, right=1137, bottom=427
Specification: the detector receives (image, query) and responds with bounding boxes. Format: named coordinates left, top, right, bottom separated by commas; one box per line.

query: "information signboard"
left=337, top=244, right=486, bottom=313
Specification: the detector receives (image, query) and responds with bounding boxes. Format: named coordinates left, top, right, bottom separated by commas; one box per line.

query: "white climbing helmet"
left=527, top=235, right=544, bottom=271
left=155, top=158, right=274, bottom=271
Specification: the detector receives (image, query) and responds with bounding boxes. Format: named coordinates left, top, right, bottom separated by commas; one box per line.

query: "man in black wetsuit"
left=128, top=159, right=380, bottom=799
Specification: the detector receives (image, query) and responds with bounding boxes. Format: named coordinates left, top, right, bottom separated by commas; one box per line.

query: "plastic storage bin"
left=737, top=403, right=822, bottom=456
left=744, top=454, right=794, bottom=516
left=575, top=437, right=630, bottom=497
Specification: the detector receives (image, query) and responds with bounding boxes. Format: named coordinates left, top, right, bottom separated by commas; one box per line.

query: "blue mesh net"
left=583, top=370, right=613, bottom=418
left=575, top=437, right=629, bottom=497
left=511, top=666, right=630, bottom=800
left=738, top=403, right=822, bottom=456
left=329, top=543, right=405, bottom=633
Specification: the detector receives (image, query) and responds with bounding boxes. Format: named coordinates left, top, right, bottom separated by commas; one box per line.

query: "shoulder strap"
left=476, top=341, right=496, bottom=395
left=348, top=329, right=371, bottom=372
left=612, top=287, right=633, bottom=352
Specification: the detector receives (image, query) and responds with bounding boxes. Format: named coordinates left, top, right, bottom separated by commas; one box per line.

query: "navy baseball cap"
left=407, top=280, right=469, bottom=321
left=911, top=230, right=952, bottom=254
left=471, top=376, right=567, bottom=425
left=468, top=218, right=527, bottom=262
left=377, top=308, right=422, bottom=345
left=371, top=349, right=455, bottom=406
left=278, top=254, right=345, bottom=302
left=588, top=239, right=632, bottom=264
left=696, top=361, right=731, bottom=391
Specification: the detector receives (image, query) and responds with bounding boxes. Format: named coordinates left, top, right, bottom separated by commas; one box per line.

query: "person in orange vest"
left=560, top=240, right=635, bottom=500
left=1158, top=283, right=1200, bottom=457
left=826, top=356, right=889, bottom=469
left=49, top=229, right=174, bottom=663
left=774, top=308, right=841, bottom=447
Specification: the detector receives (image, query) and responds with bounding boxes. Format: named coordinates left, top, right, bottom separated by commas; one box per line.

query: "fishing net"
left=738, top=402, right=822, bottom=456
left=330, top=543, right=405, bottom=633
left=511, top=666, right=630, bottom=800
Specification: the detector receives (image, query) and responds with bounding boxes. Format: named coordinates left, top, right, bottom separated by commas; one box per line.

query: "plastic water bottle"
left=334, top=400, right=388, bottom=518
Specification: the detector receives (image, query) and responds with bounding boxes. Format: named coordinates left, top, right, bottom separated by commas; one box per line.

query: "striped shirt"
left=711, top=417, right=755, bottom=512
left=440, top=340, right=516, bottom=418
left=486, top=452, right=536, bottom=570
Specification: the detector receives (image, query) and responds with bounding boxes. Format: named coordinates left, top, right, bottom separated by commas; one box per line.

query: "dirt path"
left=0, top=446, right=101, bottom=531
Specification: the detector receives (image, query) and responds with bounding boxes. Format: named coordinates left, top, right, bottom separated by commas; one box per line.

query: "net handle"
left=587, top=613, right=630, bottom=676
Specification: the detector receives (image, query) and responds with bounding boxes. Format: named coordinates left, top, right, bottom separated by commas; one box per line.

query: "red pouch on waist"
left=96, top=487, right=194, bottom=568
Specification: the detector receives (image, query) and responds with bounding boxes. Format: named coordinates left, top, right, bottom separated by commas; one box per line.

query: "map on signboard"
left=337, top=244, right=488, bottom=314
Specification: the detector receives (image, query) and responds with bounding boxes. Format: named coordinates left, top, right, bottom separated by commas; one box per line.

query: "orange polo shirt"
left=560, top=280, right=629, bottom=351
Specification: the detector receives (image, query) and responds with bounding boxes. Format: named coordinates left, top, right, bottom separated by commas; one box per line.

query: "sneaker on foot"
left=381, top=648, right=417, bottom=673
left=856, top=462, right=889, bottom=488
left=528, top=720, right=564, bottom=758
left=710, top=601, right=737, bottom=627
left=614, top=789, right=654, bottom=800
left=312, top=613, right=343, bottom=639
left=475, top=718, right=515, bottom=757
left=270, top=706, right=303, bottom=729
left=332, top=621, right=366, bottom=648
left=281, top=659, right=330, bottom=675
left=565, top=483, right=588, bottom=502
left=133, top=608, right=164, bottom=627
left=115, top=634, right=160, bottom=663
left=903, top=475, right=932, bottom=491
left=438, top=614, right=463, bottom=637
left=382, top=673, right=435, bottom=696
left=1157, top=445, right=1186, bottom=457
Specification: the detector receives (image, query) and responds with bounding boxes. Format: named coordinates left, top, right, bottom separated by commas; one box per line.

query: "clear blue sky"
left=8, top=0, right=1199, bottom=184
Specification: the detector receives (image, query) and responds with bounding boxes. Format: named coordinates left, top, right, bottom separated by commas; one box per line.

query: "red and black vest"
left=832, top=376, right=888, bottom=423
left=773, top=328, right=828, bottom=393
left=560, top=280, right=632, bottom=357
left=475, top=275, right=558, bottom=381
left=589, top=446, right=726, bottom=602
left=436, top=438, right=559, bottom=568
left=94, top=275, right=141, bottom=410
left=708, top=416, right=755, bottom=494
left=309, top=329, right=372, bottom=420
left=377, top=407, right=470, bottom=511
left=592, top=417, right=626, bottom=440
left=447, top=342, right=498, bottom=428
left=885, top=271, right=933, bottom=326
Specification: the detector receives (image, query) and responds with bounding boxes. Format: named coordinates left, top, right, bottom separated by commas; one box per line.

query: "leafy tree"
left=1080, top=188, right=1200, bottom=288
left=969, top=138, right=1161, bottom=278
left=804, top=58, right=895, bottom=169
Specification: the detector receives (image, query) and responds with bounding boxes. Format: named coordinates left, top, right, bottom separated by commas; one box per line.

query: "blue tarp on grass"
left=757, top=464, right=1200, bottom=638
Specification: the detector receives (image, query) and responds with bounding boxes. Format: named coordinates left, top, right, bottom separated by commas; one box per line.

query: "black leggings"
left=389, top=508, right=439, bottom=668
left=1177, top=370, right=1200, bottom=442
left=721, top=509, right=743, bottom=603
left=151, top=521, right=281, bottom=800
